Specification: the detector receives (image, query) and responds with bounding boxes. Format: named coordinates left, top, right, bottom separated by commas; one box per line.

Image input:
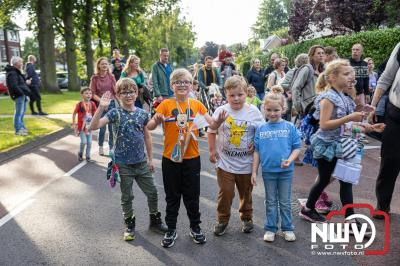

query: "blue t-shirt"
left=106, top=107, right=149, bottom=164
left=254, top=120, right=301, bottom=174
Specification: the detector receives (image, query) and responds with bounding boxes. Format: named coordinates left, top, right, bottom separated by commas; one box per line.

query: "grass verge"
left=0, top=91, right=81, bottom=115
left=0, top=117, right=69, bottom=152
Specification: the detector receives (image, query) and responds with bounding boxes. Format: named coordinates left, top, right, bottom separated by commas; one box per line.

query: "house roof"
left=0, top=21, right=23, bottom=31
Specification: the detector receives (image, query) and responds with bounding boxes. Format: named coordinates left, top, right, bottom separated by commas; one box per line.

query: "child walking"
left=252, top=86, right=301, bottom=242
left=300, top=60, right=385, bottom=230
left=90, top=78, right=168, bottom=241
left=147, top=68, right=226, bottom=248
left=72, top=87, right=97, bottom=162
left=208, top=75, right=264, bottom=236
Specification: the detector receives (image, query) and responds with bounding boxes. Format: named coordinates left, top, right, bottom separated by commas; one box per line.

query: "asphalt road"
left=0, top=128, right=399, bottom=265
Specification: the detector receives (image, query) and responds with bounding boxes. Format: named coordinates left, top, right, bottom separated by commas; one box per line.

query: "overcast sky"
left=180, top=0, right=263, bottom=47
left=15, top=0, right=263, bottom=47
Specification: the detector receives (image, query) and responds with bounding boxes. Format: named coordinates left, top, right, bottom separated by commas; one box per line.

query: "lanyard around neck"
left=175, top=99, right=190, bottom=122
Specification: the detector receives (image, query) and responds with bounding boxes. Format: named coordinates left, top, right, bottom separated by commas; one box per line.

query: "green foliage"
left=130, top=8, right=195, bottom=70
left=252, top=0, right=288, bottom=39
left=240, top=28, right=400, bottom=71
left=22, top=36, right=39, bottom=61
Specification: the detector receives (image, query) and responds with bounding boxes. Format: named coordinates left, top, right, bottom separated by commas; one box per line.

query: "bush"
left=240, top=27, right=400, bottom=72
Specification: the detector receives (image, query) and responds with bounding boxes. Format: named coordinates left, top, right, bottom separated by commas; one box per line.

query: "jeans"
left=79, top=131, right=92, bottom=158
left=263, top=171, right=294, bottom=233
left=257, top=92, right=265, bottom=101
left=98, top=100, right=115, bottom=148
left=14, top=95, right=27, bottom=133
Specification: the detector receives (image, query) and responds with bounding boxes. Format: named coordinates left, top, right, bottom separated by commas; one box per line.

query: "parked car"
left=0, top=72, right=8, bottom=95
left=57, top=71, right=68, bottom=89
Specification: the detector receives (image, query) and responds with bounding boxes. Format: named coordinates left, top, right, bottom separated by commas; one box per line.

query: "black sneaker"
left=241, top=220, right=254, bottom=233
left=300, top=207, right=326, bottom=223
left=349, top=220, right=372, bottom=238
left=190, top=225, right=206, bottom=244
left=123, top=216, right=135, bottom=241
left=86, top=157, right=92, bottom=162
left=161, top=229, right=177, bottom=248
left=78, top=153, right=83, bottom=162
left=214, top=222, right=228, bottom=236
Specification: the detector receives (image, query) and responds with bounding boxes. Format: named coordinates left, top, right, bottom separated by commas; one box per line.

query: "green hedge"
left=241, top=28, right=400, bottom=74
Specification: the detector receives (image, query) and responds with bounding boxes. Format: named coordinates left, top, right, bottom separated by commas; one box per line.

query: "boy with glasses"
left=90, top=78, right=168, bottom=241
left=147, top=68, right=227, bottom=248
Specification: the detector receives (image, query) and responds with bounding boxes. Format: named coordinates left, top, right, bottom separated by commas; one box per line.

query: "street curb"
left=0, top=127, right=73, bottom=165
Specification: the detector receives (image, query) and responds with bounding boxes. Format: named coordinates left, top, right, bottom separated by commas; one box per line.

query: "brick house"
left=0, top=23, right=22, bottom=71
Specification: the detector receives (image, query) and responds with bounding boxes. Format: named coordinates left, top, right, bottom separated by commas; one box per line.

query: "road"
left=0, top=128, right=399, bottom=265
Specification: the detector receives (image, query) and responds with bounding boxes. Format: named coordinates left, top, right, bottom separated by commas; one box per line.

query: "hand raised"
left=100, top=91, right=112, bottom=109
left=216, top=110, right=228, bottom=126
left=152, top=113, right=165, bottom=124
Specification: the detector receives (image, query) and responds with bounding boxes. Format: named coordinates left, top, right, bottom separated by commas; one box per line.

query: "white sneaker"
left=15, top=130, right=28, bottom=136
left=283, top=231, right=296, bottom=242
left=99, top=146, right=104, bottom=156
left=263, top=231, right=275, bottom=242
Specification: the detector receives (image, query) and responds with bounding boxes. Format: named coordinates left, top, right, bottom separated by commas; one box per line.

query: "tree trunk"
left=83, top=0, right=94, bottom=81
left=95, top=11, right=104, bottom=56
left=62, top=0, right=80, bottom=91
left=105, top=0, right=117, bottom=54
left=36, top=0, right=59, bottom=93
left=118, top=0, right=129, bottom=57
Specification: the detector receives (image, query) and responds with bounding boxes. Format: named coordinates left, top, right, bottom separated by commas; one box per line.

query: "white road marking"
left=0, top=199, right=35, bottom=228
left=0, top=156, right=91, bottom=229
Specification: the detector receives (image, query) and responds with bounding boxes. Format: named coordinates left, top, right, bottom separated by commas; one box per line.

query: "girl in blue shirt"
left=252, top=86, right=302, bottom=242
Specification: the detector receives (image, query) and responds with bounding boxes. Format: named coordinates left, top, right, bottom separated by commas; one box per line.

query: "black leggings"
left=306, top=157, right=354, bottom=217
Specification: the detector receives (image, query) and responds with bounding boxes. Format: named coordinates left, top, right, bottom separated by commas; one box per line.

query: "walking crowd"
left=7, top=41, right=400, bottom=248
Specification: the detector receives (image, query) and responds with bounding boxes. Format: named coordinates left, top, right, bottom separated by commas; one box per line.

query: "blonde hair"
left=123, top=55, right=141, bottom=74
left=95, top=57, right=110, bottom=75
left=224, top=75, right=247, bottom=92
left=170, top=68, right=193, bottom=85
left=264, top=85, right=287, bottom=112
left=315, top=59, right=350, bottom=94
left=116, top=78, right=138, bottom=94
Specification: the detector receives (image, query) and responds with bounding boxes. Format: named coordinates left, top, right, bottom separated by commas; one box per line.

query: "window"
left=0, top=29, right=4, bottom=41
left=8, top=31, right=19, bottom=42
left=11, top=47, right=20, bottom=57
left=0, top=45, right=6, bottom=62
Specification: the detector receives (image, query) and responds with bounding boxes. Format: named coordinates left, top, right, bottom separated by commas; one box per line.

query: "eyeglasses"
left=120, top=91, right=136, bottom=97
left=172, top=80, right=192, bottom=86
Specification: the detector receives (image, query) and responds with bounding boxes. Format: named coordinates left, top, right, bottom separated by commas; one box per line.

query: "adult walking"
left=197, top=56, right=222, bottom=92
left=370, top=42, right=400, bottom=218
left=246, top=58, right=265, bottom=100
left=152, top=48, right=174, bottom=103
left=5, top=56, right=31, bottom=136
left=291, top=45, right=325, bottom=116
left=281, top=53, right=309, bottom=121
left=90, top=57, right=116, bottom=155
left=350, top=43, right=369, bottom=111
left=121, top=55, right=150, bottom=109
left=25, top=55, right=47, bottom=115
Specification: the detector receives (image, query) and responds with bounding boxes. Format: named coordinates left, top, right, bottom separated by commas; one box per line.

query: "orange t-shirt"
left=156, top=98, right=207, bottom=159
